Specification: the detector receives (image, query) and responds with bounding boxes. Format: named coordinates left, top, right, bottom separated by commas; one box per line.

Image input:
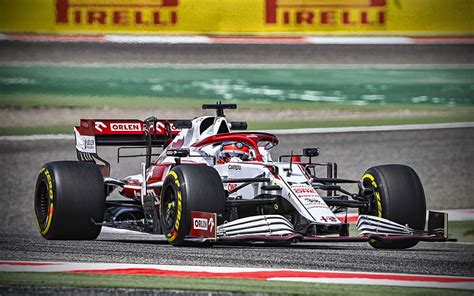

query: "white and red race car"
left=34, top=103, right=453, bottom=249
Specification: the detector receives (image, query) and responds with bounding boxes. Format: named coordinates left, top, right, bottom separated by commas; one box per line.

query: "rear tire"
left=160, top=165, right=225, bottom=246
left=361, top=164, right=426, bottom=249
left=34, top=161, right=105, bottom=240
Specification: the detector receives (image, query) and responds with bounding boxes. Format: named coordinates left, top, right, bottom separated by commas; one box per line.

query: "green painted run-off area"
left=0, top=65, right=472, bottom=106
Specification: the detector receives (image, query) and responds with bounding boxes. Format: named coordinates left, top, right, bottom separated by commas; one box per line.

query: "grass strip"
left=1, top=65, right=472, bottom=105
left=1, top=94, right=473, bottom=112
left=0, top=272, right=469, bottom=295
left=448, top=221, right=474, bottom=243
left=0, top=94, right=210, bottom=110
left=0, top=125, right=73, bottom=136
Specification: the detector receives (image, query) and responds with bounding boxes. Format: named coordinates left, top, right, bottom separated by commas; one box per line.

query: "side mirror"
left=264, top=142, right=275, bottom=151
left=173, top=120, right=192, bottom=129
left=229, top=121, right=248, bottom=130
left=303, top=148, right=320, bottom=157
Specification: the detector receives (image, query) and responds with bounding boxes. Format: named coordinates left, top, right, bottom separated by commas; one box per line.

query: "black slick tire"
left=34, top=161, right=105, bottom=240
left=361, top=164, right=426, bottom=249
left=160, top=165, right=225, bottom=246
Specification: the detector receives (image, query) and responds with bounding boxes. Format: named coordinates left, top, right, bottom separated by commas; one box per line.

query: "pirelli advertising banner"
left=0, top=0, right=472, bottom=35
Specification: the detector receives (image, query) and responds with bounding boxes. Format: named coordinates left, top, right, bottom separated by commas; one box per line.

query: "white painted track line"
left=265, top=122, right=474, bottom=135
left=442, top=209, right=474, bottom=222
left=2, top=34, right=474, bottom=44
left=1, top=122, right=473, bottom=141
left=305, top=36, right=412, bottom=44
left=105, top=35, right=211, bottom=44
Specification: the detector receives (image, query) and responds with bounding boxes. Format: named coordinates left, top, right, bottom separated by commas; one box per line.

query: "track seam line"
left=262, top=122, right=474, bottom=134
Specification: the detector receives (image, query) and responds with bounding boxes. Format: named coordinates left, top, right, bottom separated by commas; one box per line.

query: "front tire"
left=34, top=161, right=105, bottom=240
left=160, top=165, right=225, bottom=246
left=361, top=164, right=426, bottom=249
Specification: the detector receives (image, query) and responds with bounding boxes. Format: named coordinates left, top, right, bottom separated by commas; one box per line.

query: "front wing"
left=186, top=211, right=455, bottom=245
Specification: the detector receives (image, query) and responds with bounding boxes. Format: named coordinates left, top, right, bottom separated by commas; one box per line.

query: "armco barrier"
left=0, top=0, right=472, bottom=36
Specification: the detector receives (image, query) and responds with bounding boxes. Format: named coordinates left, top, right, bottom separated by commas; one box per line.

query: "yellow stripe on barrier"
left=0, top=0, right=472, bottom=36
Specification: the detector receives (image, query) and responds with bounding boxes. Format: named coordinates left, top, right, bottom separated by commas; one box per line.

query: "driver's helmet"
left=218, top=142, right=253, bottom=163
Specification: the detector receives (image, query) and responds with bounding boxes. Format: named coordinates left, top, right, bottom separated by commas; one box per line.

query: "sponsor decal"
left=94, top=121, right=106, bottom=132
left=1, top=0, right=472, bottom=37
left=110, top=123, right=142, bottom=132
left=82, top=138, right=96, bottom=152
left=227, top=183, right=238, bottom=192
left=228, top=164, right=242, bottom=171
left=265, top=0, right=386, bottom=27
left=193, top=218, right=209, bottom=231
left=152, top=121, right=181, bottom=135
left=190, top=212, right=217, bottom=240
left=55, top=0, right=178, bottom=27
left=291, top=184, right=318, bottom=197
left=303, top=197, right=328, bottom=209
left=93, top=120, right=178, bottom=135
left=291, top=184, right=329, bottom=209
left=294, top=187, right=317, bottom=194
left=320, top=215, right=339, bottom=223
left=75, top=128, right=96, bottom=153
left=93, top=121, right=144, bottom=134
left=304, top=197, right=321, bottom=206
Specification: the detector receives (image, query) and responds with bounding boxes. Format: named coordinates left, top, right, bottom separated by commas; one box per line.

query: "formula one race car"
left=34, top=103, right=453, bottom=249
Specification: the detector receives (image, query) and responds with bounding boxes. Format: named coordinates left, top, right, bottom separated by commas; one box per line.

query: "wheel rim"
left=360, top=178, right=378, bottom=216
left=161, top=185, right=177, bottom=229
left=35, top=181, right=49, bottom=226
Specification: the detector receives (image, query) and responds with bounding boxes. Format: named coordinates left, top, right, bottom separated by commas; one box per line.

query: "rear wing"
left=74, top=119, right=181, bottom=151
left=74, top=119, right=183, bottom=171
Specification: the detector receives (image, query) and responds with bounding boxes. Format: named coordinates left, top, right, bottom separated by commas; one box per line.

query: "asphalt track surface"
left=1, top=41, right=473, bottom=65
left=0, top=128, right=473, bottom=279
left=0, top=41, right=473, bottom=290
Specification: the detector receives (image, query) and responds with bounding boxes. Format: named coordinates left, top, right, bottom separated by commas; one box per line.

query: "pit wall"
left=0, top=0, right=472, bottom=36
